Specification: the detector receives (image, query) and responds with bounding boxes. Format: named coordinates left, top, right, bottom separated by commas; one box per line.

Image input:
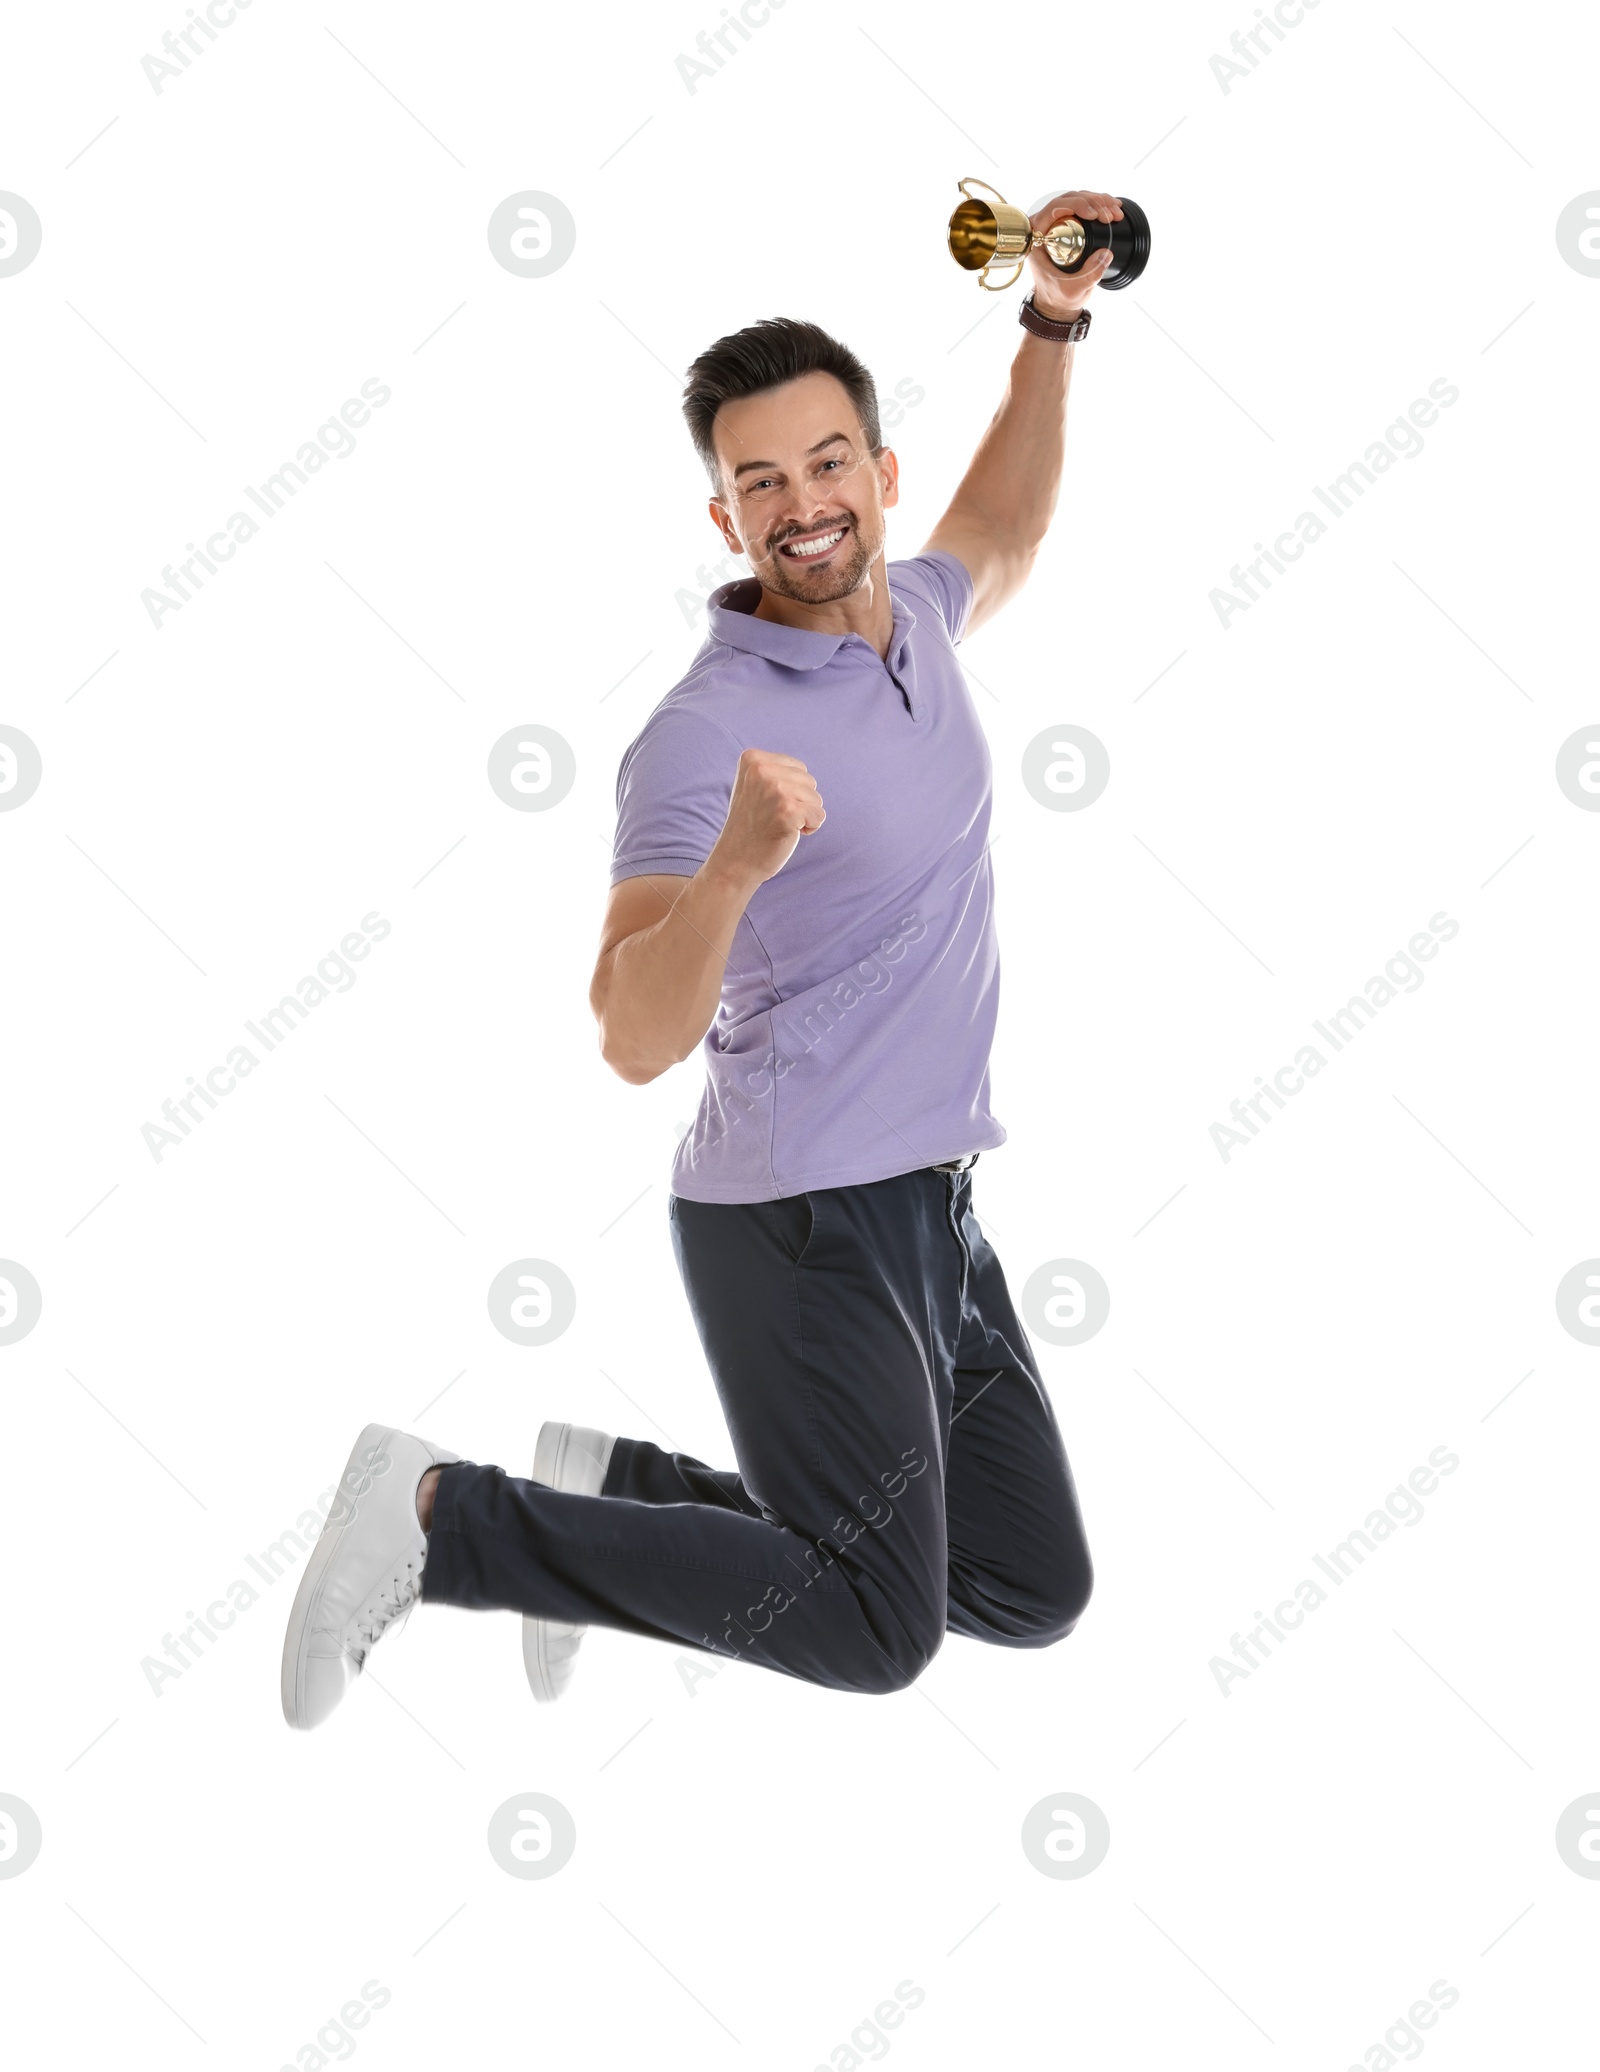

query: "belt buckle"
left=932, top=1153, right=976, bottom=1172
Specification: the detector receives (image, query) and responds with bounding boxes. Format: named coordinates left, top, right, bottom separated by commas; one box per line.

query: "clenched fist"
left=713, top=748, right=826, bottom=887
left=1026, top=189, right=1121, bottom=324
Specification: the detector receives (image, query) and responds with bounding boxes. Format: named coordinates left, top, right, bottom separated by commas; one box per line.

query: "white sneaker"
left=280, top=1423, right=461, bottom=1731
left=522, top=1422, right=616, bottom=1704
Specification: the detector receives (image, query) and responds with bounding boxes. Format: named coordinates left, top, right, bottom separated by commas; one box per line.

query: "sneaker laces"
left=347, top=1550, right=425, bottom=1667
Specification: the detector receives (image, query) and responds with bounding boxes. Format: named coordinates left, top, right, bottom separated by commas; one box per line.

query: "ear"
left=708, top=496, right=744, bottom=556
left=877, top=446, right=901, bottom=511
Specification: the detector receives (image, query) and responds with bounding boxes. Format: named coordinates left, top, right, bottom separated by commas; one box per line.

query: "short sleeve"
left=610, top=706, right=740, bottom=886
left=891, top=549, right=974, bottom=647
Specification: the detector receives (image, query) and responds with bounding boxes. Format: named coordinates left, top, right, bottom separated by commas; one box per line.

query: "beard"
left=757, top=513, right=881, bottom=605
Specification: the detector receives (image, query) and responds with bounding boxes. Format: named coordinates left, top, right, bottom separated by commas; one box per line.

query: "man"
left=281, top=190, right=1119, bottom=1730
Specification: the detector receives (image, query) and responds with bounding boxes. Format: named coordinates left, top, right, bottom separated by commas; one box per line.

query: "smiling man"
left=281, top=192, right=1119, bottom=1729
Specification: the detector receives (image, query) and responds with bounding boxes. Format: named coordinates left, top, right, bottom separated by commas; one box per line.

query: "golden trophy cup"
left=947, top=178, right=1151, bottom=292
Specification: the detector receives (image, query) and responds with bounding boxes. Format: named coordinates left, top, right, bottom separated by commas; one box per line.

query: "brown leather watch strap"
left=1018, top=293, right=1091, bottom=343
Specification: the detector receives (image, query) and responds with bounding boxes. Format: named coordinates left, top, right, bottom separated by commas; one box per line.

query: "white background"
left=4, top=0, right=1598, bottom=2065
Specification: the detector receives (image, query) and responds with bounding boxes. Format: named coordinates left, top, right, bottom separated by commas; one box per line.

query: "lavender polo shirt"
left=609, top=549, right=1005, bottom=1203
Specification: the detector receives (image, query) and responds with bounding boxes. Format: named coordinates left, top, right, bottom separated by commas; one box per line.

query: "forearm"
left=948, top=330, right=1077, bottom=555
left=593, top=855, right=759, bottom=1083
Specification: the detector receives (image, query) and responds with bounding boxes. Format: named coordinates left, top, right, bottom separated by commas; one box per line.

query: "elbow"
left=590, top=979, right=698, bottom=1085
left=607, top=1053, right=666, bottom=1087
left=591, top=982, right=663, bottom=1084
left=597, top=1024, right=677, bottom=1086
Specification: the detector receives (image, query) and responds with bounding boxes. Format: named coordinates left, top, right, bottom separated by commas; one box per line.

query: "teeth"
left=785, top=527, right=845, bottom=558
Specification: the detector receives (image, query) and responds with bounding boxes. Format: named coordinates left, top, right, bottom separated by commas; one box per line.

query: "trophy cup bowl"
left=948, top=178, right=1151, bottom=292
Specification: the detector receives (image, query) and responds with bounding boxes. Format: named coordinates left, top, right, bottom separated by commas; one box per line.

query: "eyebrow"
left=730, top=431, right=852, bottom=482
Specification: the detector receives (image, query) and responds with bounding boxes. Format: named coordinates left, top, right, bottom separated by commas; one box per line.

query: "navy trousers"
left=421, top=1162, right=1093, bottom=1693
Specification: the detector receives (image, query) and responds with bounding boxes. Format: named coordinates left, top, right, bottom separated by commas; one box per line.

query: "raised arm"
left=923, top=189, right=1121, bottom=636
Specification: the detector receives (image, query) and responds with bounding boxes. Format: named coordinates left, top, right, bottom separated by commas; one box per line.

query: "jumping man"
left=281, top=190, right=1121, bottom=1728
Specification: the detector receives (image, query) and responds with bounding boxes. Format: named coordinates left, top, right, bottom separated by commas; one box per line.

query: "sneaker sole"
left=280, top=1422, right=396, bottom=1729
left=521, top=1422, right=596, bottom=1704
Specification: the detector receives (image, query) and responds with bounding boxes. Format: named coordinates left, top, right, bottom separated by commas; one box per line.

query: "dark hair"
left=682, top=316, right=882, bottom=490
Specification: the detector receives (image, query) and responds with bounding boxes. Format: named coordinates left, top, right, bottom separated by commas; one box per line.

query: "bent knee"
left=849, top=1617, right=945, bottom=1695
left=1015, top=1560, right=1094, bottom=1648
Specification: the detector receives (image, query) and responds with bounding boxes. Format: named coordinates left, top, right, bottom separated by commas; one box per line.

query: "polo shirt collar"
left=707, top=576, right=918, bottom=681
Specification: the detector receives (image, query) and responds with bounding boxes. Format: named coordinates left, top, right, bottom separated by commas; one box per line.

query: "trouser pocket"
left=770, top=1190, right=819, bottom=1267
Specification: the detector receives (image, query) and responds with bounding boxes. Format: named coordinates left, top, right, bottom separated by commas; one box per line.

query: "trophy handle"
left=954, top=177, right=1026, bottom=287
left=978, top=257, right=1026, bottom=291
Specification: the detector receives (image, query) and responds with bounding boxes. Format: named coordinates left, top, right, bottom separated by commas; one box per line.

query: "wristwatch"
left=1018, top=293, right=1091, bottom=343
